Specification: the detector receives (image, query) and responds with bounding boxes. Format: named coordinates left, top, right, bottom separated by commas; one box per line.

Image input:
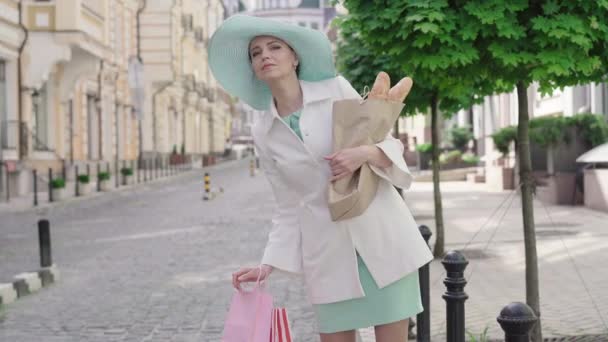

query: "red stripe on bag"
left=276, top=309, right=283, bottom=341
left=280, top=309, right=291, bottom=342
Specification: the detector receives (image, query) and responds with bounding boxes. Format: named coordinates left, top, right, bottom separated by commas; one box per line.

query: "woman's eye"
left=251, top=51, right=260, bottom=57
left=270, top=45, right=281, bottom=50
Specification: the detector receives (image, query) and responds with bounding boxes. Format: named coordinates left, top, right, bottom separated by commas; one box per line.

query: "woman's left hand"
left=324, top=146, right=370, bottom=182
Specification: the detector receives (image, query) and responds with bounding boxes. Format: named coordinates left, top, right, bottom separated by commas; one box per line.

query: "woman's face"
left=249, top=35, right=299, bottom=82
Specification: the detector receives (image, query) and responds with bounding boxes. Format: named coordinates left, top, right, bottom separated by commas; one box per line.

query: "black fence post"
left=115, top=161, right=119, bottom=188
left=48, top=168, right=53, bottom=203
left=38, top=219, right=52, bottom=267
left=137, top=159, right=140, bottom=183
left=497, top=302, right=538, bottom=342
left=86, top=164, right=90, bottom=177
left=417, top=225, right=432, bottom=342
left=4, top=163, right=9, bottom=202
left=442, top=250, right=469, bottom=342
left=75, top=165, right=80, bottom=196
left=33, top=169, right=38, bottom=206
left=144, top=160, right=148, bottom=182
left=96, top=163, right=101, bottom=191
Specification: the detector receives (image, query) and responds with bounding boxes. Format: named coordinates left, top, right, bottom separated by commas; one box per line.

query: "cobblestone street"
left=1, top=160, right=608, bottom=341
left=0, top=160, right=315, bottom=341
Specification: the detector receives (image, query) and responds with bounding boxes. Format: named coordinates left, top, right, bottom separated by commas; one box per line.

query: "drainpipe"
left=97, top=60, right=104, bottom=160
left=136, top=0, right=146, bottom=63
left=151, top=82, right=172, bottom=154
left=17, top=1, right=29, bottom=160
left=136, top=0, right=146, bottom=162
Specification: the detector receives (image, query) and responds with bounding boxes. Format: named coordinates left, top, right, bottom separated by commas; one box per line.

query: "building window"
left=311, top=22, right=319, bottom=30
left=32, top=83, right=49, bottom=150
left=298, top=22, right=306, bottom=27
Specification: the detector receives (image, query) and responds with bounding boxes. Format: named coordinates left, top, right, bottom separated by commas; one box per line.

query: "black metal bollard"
left=115, top=161, right=119, bottom=188
left=497, top=302, right=538, bottom=342
left=48, top=168, right=53, bottom=203
left=137, top=159, right=140, bottom=183
left=4, top=163, right=9, bottom=202
left=154, top=159, right=158, bottom=179
left=86, top=164, right=90, bottom=177
left=442, top=250, right=469, bottom=342
left=38, top=219, right=52, bottom=267
left=75, top=165, right=80, bottom=196
left=33, top=169, right=38, bottom=206
left=97, top=163, right=101, bottom=192
left=417, top=225, right=433, bottom=342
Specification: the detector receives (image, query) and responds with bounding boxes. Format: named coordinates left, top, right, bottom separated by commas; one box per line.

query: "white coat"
left=252, top=75, right=434, bottom=305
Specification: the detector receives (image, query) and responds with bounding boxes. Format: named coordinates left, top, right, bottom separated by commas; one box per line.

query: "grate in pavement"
left=459, top=248, right=494, bottom=260
left=414, top=214, right=435, bottom=221
left=536, top=229, right=579, bottom=237
left=536, top=222, right=582, bottom=228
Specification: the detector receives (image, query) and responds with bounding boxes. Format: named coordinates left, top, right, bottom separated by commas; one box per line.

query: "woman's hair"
left=248, top=38, right=301, bottom=77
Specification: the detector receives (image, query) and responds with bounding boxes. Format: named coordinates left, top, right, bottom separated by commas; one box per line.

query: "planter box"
left=485, top=166, right=515, bottom=191
left=78, top=182, right=92, bottom=196
left=100, top=180, right=112, bottom=192
left=122, top=175, right=134, bottom=185
left=535, top=172, right=579, bottom=205
left=584, top=169, right=608, bottom=212
left=51, top=188, right=66, bottom=201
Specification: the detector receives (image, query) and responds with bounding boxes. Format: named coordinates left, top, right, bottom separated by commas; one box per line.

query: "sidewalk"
left=360, top=181, right=608, bottom=341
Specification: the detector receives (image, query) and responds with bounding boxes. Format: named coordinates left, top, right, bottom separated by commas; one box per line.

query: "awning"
left=576, top=142, right=608, bottom=163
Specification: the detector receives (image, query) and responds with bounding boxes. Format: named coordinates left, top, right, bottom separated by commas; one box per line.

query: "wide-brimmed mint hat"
left=208, top=15, right=336, bottom=110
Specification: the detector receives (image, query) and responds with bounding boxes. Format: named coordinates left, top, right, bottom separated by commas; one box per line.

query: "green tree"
left=339, top=2, right=608, bottom=341
left=467, top=2, right=608, bottom=340
left=337, top=0, right=495, bottom=260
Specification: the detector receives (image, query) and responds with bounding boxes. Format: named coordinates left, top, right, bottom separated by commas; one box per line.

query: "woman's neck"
left=268, top=75, right=303, bottom=117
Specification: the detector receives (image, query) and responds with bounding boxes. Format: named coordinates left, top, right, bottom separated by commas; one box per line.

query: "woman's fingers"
left=331, top=171, right=351, bottom=182
left=233, top=268, right=254, bottom=290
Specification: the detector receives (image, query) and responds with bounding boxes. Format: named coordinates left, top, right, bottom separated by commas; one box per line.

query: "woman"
left=209, top=15, right=433, bottom=342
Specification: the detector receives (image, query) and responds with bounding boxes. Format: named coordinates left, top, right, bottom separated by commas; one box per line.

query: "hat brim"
left=208, top=15, right=336, bottom=110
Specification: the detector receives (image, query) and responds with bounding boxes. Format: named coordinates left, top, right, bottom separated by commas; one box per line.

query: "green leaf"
left=415, top=22, right=440, bottom=34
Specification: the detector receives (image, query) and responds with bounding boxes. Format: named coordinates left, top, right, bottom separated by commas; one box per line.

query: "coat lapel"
left=261, top=79, right=336, bottom=165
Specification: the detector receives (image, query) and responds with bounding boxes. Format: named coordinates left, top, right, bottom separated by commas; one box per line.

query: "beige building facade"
left=140, top=0, right=232, bottom=165
left=0, top=0, right=234, bottom=200
left=1, top=0, right=141, bottom=198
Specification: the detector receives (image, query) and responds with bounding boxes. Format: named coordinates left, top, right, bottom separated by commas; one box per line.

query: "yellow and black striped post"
left=250, top=158, right=256, bottom=177
left=203, top=172, right=211, bottom=200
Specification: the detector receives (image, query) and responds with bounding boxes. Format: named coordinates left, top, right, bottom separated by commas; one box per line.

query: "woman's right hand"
left=232, top=265, right=273, bottom=290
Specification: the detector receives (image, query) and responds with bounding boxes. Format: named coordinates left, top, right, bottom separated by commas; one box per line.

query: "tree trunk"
left=431, top=93, right=444, bottom=258
left=516, top=81, right=542, bottom=342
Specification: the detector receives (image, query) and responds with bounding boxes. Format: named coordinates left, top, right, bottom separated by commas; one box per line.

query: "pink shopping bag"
left=222, top=279, right=273, bottom=342
left=270, top=308, right=292, bottom=342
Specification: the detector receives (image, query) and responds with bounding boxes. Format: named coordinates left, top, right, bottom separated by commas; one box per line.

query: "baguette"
left=368, top=71, right=390, bottom=100
left=387, top=77, right=413, bottom=103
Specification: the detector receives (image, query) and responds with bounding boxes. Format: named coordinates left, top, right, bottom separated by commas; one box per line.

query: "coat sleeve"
left=255, top=142, right=303, bottom=274
left=337, top=75, right=413, bottom=189
left=369, top=134, right=413, bottom=189
left=336, top=75, right=363, bottom=100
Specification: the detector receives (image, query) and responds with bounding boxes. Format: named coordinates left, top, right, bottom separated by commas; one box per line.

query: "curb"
left=0, top=159, right=246, bottom=215
left=0, top=264, right=59, bottom=307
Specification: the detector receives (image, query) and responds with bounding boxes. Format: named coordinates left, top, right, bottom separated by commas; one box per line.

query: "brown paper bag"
left=328, top=98, right=405, bottom=221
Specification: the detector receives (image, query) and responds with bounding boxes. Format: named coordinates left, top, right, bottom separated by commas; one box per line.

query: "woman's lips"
left=262, top=64, right=275, bottom=71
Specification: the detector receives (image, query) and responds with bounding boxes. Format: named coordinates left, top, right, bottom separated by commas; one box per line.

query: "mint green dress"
left=281, top=110, right=424, bottom=334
